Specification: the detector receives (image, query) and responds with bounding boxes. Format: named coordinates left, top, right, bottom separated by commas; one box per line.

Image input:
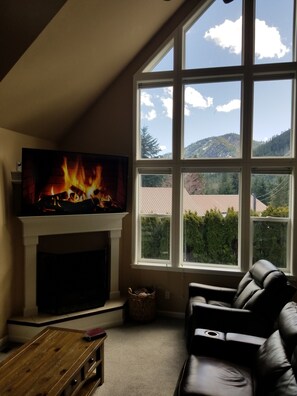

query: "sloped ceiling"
left=0, top=0, right=184, bottom=141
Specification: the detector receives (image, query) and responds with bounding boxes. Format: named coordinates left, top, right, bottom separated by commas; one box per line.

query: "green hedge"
left=141, top=205, right=288, bottom=266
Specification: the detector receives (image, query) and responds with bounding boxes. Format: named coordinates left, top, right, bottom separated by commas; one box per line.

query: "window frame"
left=132, top=0, right=297, bottom=276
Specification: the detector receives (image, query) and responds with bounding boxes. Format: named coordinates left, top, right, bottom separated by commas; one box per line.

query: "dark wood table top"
left=0, top=327, right=106, bottom=395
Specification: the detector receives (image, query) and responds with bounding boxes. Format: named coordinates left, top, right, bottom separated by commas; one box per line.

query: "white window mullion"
left=171, top=27, right=183, bottom=269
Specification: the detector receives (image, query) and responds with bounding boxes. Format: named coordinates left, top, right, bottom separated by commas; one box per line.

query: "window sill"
left=131, top=263, right=296, bottom=281
left=131, top=263, right=244, bottom=278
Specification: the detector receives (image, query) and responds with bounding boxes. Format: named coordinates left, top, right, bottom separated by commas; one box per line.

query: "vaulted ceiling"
left=0, top=0, right=185, bottom=141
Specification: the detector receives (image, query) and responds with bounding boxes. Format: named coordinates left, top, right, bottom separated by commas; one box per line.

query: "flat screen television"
left=21, top=148, right=128, bottom=216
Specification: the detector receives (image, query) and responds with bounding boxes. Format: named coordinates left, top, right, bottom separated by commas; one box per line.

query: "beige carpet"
left=95, top=317, right=187, bottom=396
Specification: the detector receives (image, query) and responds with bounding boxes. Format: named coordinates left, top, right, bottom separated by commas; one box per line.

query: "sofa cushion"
left=256, top=331, right=291, bottom=379
left=232, top=260, right=287, bottom=311
left=256, top=367, right=297, bottom=396
left=175, top=355, right=253, bottom=396
left=278, top=302, right=297, bottom=357
left=255, top=329, right=297, bottom=395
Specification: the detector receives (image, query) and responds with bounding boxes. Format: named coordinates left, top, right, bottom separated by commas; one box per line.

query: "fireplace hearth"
left=37, top=249, right=109, bottom=315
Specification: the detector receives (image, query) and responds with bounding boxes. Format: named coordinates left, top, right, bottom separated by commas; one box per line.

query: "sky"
left=140, top=0, right=294, bottom=156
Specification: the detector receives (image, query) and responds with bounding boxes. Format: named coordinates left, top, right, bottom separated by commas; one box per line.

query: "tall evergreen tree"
left=141, top=126, right=161, bottom=158
left=140, top=126, right=166, bottom=187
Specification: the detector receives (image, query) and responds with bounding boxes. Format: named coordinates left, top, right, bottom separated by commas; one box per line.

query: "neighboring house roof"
left=140, top=187, right=267, bottom=215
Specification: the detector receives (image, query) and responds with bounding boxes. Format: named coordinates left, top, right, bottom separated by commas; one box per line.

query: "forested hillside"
left=182, top=129, right=290, bottom=158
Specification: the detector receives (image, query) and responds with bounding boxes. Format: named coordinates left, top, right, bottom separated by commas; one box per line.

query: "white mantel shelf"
left=18, top=212, right=128, bottom=318
left=19, top=212, right=128, bottom=237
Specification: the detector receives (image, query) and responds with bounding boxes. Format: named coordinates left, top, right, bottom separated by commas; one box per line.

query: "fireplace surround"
left=18, top=212, right=128, bottom=317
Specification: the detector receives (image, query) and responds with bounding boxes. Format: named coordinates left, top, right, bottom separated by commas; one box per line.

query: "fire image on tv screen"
left=21, top=148, right=128, bottom=216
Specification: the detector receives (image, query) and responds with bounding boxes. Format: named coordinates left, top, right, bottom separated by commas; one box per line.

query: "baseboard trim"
left=157, top=310, right=184, bottom=319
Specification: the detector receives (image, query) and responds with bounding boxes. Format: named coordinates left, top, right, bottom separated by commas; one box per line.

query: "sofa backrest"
left=232, top=259, right=295, bottom=321
left=255, top=301, right=297, bottom=395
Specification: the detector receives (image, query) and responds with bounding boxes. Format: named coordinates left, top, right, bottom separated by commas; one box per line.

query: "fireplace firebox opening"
left=37, top=249, right=109, bottom=315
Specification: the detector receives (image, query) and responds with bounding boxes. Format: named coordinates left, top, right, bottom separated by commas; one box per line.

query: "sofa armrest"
left=226, top=332, right=266, bottom=365
left=188, top=282, right=237, bottom=303
left=190, top=328, right=226, bottom=356
left=189, top=327, right=266, bottom=365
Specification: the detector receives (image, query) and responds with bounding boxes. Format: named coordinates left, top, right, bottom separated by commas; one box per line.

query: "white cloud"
left=141, top=91, right=154, bottom=107
left=204, top=17, right=290, bottom=60
left=184, top=106, right=190, bottom=117
left=216, top=99, right=240, bottom=112
left=255, top=19, right=290, bottom=59
left=164, top=87, right=173, bottom=97
left=160, top=87, right=173, bottom=119
left=204, top=17, right=242, bottom=55
left=141, top=91, right=156, bottom=121
left=142, top=109, right=157, bottom=121
left=161, top=97, right=173, bottom=118
left=184, top=86, right=213, bottom=116
left=159, top=145, right=167, bottom=151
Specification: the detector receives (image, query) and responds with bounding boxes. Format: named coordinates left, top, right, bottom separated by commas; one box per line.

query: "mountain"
left=253, top=129, right=290, bottom=157
left=181, top=129, right=290, bottom=158
left=184, top=133, right=240, bottom=158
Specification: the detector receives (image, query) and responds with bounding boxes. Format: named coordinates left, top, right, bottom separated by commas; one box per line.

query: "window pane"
left=139, top=87, right=173, bottom=159
left=139, top=174, right=172, bottom=260
left=145, top=47, right=174, bottom=72
left=252, top=80, right=292, bottom=157
left=251, top=173, right=290, bottom=216
left=251, top=172, right=291, bottom=269
left=252, top=221, right=288, bottom=268
left=184, top=0, right=242, bottom=69
left=183, top=172, right=239, bottom=265
left=183, top=81, right=241, bottom=158
left=255, top=0, right=294, bottom=64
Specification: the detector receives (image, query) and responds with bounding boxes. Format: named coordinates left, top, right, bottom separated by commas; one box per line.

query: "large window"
left=133, top=0, right=296, bottom=274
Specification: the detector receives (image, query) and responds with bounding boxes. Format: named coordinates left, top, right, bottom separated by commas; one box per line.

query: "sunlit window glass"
left=252, top=80, right=292, bottom=157
left=255, top=0, right=293, bottom=64
left=184, top=0, right=242, bottom=69
left=139, top=87, right=173, bottom=159
left=251, top=172, right=290, bottom=269
left=183, top=172, right=239, bottom=265
left=183, top=81, right=241, bottom=158
left=150, top=48, right=174, bottom=72
left=139, top=174, right=172, bottom=261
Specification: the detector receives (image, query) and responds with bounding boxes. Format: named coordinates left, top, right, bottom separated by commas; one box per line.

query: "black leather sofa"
left=175, top=301, right=297, bottom=396
left=186, top=260, right=296, bottom=350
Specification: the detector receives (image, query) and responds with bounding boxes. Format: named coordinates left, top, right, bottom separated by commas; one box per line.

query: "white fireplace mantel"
left=18, top=212, right=128, bottom=317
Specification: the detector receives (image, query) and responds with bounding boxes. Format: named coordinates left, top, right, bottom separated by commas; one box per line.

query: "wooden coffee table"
left=0, top=326, right=107, bottom=395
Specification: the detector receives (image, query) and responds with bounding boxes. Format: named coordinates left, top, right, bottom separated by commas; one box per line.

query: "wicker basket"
left=128, top=287, right=156, bottom=322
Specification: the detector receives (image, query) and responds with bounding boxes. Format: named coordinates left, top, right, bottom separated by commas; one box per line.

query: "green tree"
left=141, top=126, right=160, bottom=158
left=251, top=175, right=273, bottom=206
left=262, top=205, right=289, bottom=217
left=223, top=208, right=238, bottom=264
left=141, top=216, right=170, bottom=259
left=141, top=126, right=167, bottom=187
left=269, top=176, right=289, bottom=207
left=204, top=209, right=225, bottom=263
left=183, top=211, right=206, bottom=262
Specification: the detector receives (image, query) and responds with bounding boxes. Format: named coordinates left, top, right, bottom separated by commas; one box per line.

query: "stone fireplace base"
left=8, top=297, right=126, bottom=343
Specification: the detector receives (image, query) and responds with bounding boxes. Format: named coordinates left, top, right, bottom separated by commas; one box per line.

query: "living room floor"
left=0, top=316, right=187, bottom=396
